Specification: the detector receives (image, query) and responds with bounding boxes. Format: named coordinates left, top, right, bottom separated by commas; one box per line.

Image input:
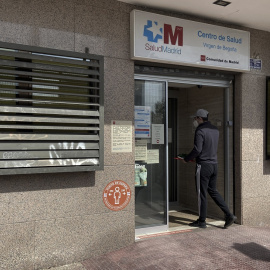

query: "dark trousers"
left=196, top=163, right=231, bottom=222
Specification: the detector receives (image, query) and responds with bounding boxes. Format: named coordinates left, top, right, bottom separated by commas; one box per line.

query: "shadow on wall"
left=232, top=242, right=270, bottom=262
left=263, top=159, right=270, bottom=175
left=0, top=171, right=96, bottom=193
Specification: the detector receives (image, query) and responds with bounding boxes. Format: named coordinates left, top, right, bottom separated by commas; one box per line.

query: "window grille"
left=0, top=42, right=104, bottom=175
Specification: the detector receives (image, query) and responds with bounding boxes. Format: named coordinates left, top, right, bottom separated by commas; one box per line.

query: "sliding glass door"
left=134, top=79, right=168, bottom=231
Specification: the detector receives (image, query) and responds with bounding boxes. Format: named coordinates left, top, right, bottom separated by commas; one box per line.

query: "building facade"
left=0, top=0, right=269, bottom=269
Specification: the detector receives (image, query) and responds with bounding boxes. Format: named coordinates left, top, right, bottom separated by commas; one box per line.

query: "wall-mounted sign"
left=250, top=58, right=262, bottom=70
left=103, top=180, right=131, bottom=211
left=131, top=10, right=250, bottom=72
left=111, top=120, right=132, bottom=153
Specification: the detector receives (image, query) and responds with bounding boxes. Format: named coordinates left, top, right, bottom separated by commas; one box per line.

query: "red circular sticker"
left=103, top=180, right=131, bottom=211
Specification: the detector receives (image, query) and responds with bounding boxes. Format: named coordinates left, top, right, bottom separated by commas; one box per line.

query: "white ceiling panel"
left=119, top=0, right=270, bottom=32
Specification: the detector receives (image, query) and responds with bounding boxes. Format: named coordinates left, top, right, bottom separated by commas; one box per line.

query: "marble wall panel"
left=242, top=196, right=270, bottom=227
left=34, top=211, right=134, bottom=269
left=75, top=3, right=130, bottom=59
left=0, top=222, right=35, bottom=270
left=242, top=161, right=270, bottom=199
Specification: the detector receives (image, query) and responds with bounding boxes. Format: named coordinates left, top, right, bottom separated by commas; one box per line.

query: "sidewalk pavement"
left=46, top=224, right=270, bottom=270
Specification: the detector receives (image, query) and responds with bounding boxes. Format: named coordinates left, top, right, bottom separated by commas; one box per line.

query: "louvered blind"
left=0, top=42, right=104, bottom=175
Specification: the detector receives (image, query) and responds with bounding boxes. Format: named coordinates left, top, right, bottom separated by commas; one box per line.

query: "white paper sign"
left=131, top=10, right=250, bottom=71
left=134, top=106, right=151, bottom=138
left=135, top=139, right=148, bottom=161
left=111, top=120, right=132, bottom=152
left=147, top=149, right=159, bottom=164
left=152, top=124, right=164, bottom=144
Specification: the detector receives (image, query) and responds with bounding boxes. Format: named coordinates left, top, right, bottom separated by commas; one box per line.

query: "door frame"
left=134, top=74, right=232, bottom=236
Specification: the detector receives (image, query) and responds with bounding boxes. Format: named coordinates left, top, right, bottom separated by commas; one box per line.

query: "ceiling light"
left=213, top=0, right=231, bottom=7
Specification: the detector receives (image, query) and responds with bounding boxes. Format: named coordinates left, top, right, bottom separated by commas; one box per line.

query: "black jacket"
left=184, top=121, right=219, bottom=164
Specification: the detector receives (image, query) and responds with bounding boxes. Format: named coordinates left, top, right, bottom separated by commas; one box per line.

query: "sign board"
left=111, top=120, right=132, bottom=153
left=152, top=124, right=164, bottom=144
left=103, top=180, right=131, bottom=211
left=250, top=58, right=262, bottom=70
left=131, top=10, right=250, bottom=72
left=134, top=106, right=151, bottom=138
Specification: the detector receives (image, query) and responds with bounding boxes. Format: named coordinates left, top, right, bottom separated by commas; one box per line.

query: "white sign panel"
left=111, top=120, right=132, bottom=153
left=134, top=106, right=151, bottom=138
left=131, top=10, right=250, bottom=71
left=135, top=139, right=148, bottom=161
left=147, top=149, right=159, bottom=164
left=152, top=124, right=164, bottom=145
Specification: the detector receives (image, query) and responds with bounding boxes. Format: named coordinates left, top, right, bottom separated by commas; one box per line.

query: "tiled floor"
left=47, top=224, right=270, bottom=270
left=82, top=225, right=270, bottom=270
left=169, top=208, right=223, bottom=228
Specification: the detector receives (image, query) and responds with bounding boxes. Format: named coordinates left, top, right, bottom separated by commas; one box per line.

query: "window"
left=0, top=42, right=104, bottom=175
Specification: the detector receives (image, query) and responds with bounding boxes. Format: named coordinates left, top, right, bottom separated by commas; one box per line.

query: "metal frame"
left=266, top=77, right=270, bottom=160
left=0, top=41, right=104, bottom=175
left=134, top=74, right=232, bottom=236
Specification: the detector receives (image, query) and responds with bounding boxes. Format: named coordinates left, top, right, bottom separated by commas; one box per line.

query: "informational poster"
left=135, top=164, right=147, bottom=186
left=135, top=139, right=148, bottom=161
left=134, top=106, right=151, bottom=138
left=147, top=149, right=159, bottom=164
left=152, top=124, right=164, bottom=144
left=111, top=120, right=132, bottom=152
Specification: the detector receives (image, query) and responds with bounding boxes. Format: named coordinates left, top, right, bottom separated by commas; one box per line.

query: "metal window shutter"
left=0, top=42, right=104, bottom=175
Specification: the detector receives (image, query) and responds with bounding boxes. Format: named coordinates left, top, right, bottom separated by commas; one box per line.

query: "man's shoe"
left=189, top=219, right=207, bottom=228
left=224, top=215, right=237, bottom=229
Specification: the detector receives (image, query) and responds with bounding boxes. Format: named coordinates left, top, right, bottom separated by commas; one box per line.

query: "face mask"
left=193, top=120, right=199, bottom=128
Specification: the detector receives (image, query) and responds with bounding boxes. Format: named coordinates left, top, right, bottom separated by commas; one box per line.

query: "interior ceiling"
left=119, top=0, right=270, bottom=32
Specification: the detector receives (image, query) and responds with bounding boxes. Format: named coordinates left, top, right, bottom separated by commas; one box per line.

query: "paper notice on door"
left=152, top=124, right=164, bottom=144
left=135, top=139, right=147, bottom=161
left=147, top=149, right=159, bottom=164
left=111, top=120, right=132, bottom=152
left=134, top=106, right=151, bottom=138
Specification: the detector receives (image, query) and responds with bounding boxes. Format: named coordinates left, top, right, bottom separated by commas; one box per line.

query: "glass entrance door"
left=134, top=79, right=168, bottom=231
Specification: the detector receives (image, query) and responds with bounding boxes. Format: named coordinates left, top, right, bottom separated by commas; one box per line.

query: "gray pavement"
left=46, top=225, right=270, bottom=270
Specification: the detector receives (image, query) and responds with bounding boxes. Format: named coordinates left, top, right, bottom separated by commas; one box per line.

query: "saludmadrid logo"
left=143, top=20, right=183, bottom=55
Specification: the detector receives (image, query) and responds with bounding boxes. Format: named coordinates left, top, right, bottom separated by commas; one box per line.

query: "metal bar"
left=0, top=77, right=99, bottom=90
left=0, top=133, right=99, bottom=140
left=0, top=106, right=100, bottom=116
left=0, top=87, right=100, bottom=99
left=0, top=68, right=100, bottom=83
left=0, top=165, right=100, bottom=175
left=0, top=158, right=99, bottom=168
left=0, top=41, right=103, bottom=62
left=0, top=142, right=99, bottom=151
left=0, top=115, right=100, bottom=124
left=0, top=59, right=100, bottom=76
left=0, top=150, right=99, bottom=160
left=0, top=49, right=100, bottom=67
left=98, top=57, right=104, bottom=170
left=0, top=125, right=100, bottom=131
left=0, top=97, right=100, bottom=107
left=224, top=87, right=230, bottom=206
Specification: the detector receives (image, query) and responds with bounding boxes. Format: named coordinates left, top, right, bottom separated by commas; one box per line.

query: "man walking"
left=182, top=109, right=236, bottom=229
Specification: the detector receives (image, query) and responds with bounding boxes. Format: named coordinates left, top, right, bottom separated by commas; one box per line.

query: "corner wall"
left=0, top=1, right=135, bottom=269
left=234, top=27, right=270, bottom=227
